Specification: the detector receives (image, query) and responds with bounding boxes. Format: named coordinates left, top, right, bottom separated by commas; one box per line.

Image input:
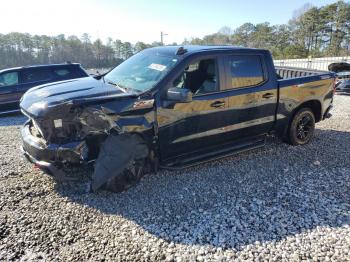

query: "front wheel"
left=91, top=133, right=149, bottom=192
left=285, top=108, right=315, bottom=146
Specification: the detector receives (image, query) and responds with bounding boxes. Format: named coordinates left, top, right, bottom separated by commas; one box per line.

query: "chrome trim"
left=0, top=109, right=21, bottom=115
left=173, top=115, right=283, bottom=143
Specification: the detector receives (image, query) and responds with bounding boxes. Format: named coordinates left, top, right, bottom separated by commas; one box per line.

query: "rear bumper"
left=21, top=121, right=88, bottom=170
left=323, top=105, right=333, bottom=120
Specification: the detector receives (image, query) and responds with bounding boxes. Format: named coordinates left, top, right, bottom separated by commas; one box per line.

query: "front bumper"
left=21, top=121, right=88, bottom=171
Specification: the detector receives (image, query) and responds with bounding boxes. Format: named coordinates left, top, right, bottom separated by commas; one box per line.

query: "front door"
left=158, top=56, right=232, bottom=160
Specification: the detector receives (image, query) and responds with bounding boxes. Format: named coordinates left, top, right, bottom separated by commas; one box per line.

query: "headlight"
left=32, top=119, right=44, bottom=138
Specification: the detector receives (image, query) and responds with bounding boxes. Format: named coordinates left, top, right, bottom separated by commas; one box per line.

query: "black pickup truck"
left=20, top=46, right=336, bottom=192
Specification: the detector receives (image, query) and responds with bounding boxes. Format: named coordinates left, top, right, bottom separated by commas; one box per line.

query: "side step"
left=160, top=136, right=266, bottom=170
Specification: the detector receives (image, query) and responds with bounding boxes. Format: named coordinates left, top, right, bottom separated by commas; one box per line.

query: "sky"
left=0, top=0, right=338, bottom=44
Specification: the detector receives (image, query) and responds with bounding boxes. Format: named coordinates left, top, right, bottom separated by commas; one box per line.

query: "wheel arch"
left=292, top=100, right=322, bottom=123
left=91, top=131, right=151, bottom=191
left=277, top=99, right=321, bottom=140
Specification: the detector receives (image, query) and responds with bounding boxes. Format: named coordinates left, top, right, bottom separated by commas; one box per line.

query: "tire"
left=103, top=159, right=147, bottom=192
left=92, top=134, right=149, bottom=192
left=285, top=107, right=315, bottom=146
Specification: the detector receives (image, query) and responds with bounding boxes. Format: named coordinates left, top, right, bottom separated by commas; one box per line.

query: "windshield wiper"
left=106, top=81, right=128, bottom=93
left=106, top=81, right=142, bottom=94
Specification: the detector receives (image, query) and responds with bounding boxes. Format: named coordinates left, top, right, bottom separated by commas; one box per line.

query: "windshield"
left=104, top=50, right=178, bottom=93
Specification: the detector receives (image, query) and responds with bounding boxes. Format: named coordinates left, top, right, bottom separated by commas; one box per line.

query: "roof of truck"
left=149, top=45, right=267, bottom=56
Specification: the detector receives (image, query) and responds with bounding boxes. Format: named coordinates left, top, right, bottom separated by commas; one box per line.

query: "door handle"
left=262, top=93, right=274, bottom=99
left=210, top=101, right=225, bottom=108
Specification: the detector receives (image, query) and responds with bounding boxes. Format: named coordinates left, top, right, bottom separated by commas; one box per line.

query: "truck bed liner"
left=276, top=66, right=328, bottom=79
left=276, top=66, right=335, bottom=88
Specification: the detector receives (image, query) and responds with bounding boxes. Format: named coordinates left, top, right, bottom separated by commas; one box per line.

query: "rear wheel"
left=286, top=108, right=315, bottom=146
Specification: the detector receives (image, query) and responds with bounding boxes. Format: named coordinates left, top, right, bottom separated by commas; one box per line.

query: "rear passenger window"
left=22, top=69, right=52, bottom=83
left=227, top=55, right=265, bottom=89
left=53, top=68, right=71, bottom=77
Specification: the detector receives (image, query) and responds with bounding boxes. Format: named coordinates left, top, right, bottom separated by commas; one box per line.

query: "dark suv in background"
left=0, top=63, right=89, bottom=114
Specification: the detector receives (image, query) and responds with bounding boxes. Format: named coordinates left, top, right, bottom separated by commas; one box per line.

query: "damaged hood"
left=20, top=77, right=135, bottom=117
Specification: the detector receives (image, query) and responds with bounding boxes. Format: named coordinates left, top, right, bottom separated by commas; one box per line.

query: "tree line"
left=0, top=32, right=163, bottom=70
left=0, top=1, right=349, bottom=70
left=186, top=1, right=350, bottom=59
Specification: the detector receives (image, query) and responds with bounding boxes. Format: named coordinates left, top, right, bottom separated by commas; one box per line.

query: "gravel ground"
left=0, top=96, right=349, bottom=261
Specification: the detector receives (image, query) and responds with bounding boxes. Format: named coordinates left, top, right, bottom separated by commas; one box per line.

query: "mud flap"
left=91, top=134, right=149, bottom=192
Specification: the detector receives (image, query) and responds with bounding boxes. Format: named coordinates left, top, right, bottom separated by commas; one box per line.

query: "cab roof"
left=148, top=45, right=268, bottom=56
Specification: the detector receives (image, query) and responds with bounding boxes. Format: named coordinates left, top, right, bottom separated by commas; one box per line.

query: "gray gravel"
left=0, top=96, right=350, bottom=261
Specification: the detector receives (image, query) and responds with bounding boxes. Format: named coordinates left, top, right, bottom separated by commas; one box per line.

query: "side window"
left=0, top=72, right=19, bottom=87
left=173, top=58, right=218, bottom=95
left=22, top=69, right=52, bottom=83
left=227, top=55, right=265, bottom=89
left=53, top=68, right=72, bottom=77
left=76, top=66, right=88, bottom=77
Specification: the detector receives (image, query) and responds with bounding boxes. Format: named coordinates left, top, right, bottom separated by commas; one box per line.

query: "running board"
left=160, top=136, right=266, bottom=170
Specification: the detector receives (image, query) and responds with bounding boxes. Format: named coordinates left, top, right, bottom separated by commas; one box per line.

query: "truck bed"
left=276, top=66, right=335, bottom=88
left=276, top=66, right=329, bottom=79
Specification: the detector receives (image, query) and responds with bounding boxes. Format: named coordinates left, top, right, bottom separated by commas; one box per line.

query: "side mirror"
left=166, top=87, right=192, bottom=103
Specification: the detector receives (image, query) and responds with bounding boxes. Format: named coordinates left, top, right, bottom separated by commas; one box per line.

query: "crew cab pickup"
left=20, top=46, right=336, bottom=192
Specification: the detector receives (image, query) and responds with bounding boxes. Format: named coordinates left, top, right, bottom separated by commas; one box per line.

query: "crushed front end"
left=20, top=88, right=156, bottom=192
left=20, top=104, right=114, bottom=173
left=18, top=48, right=176, bottom=191
left=21, top=120, right=88, bottom=168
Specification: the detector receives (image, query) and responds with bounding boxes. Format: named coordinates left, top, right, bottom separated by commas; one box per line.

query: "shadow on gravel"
left=56, top=128, right=350, bottom=250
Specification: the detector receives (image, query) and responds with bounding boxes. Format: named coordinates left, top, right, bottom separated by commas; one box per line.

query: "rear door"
left=0, top=70, right=21, bottom=112
left=222, top=52, right=278, bottom=139
left=17, top=67, right=54, bottom=95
